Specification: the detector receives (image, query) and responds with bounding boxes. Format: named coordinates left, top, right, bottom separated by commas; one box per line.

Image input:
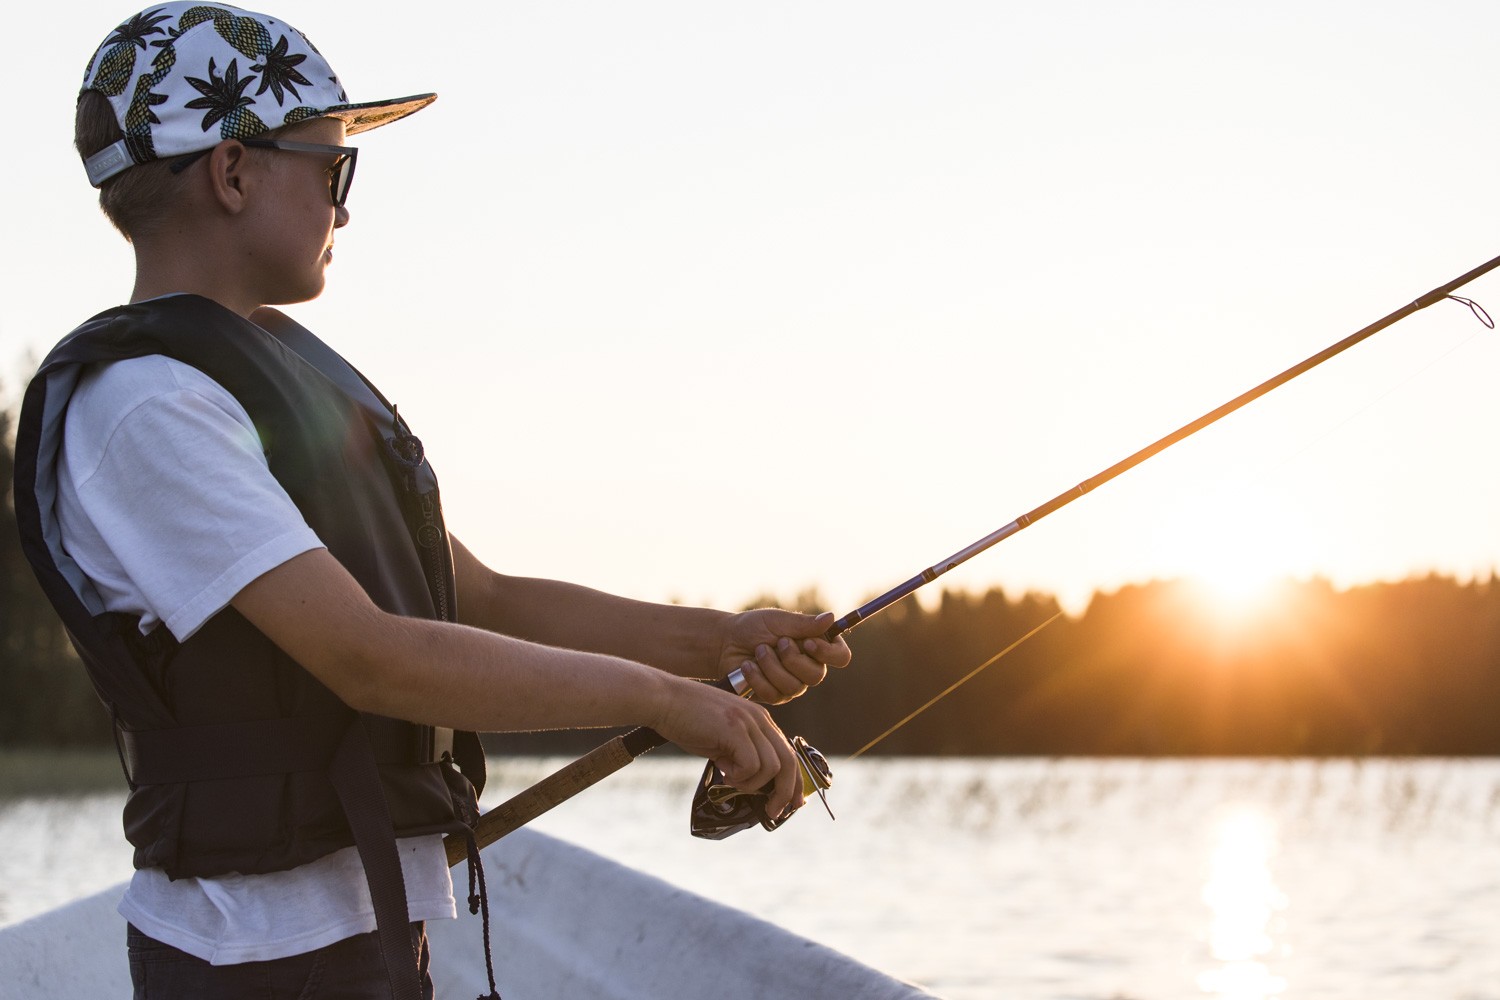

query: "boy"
left=14, top=5, right=850, bottom=998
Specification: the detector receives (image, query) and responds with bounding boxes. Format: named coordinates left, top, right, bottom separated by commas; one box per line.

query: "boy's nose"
left=334, top=204, right=350, bottom=228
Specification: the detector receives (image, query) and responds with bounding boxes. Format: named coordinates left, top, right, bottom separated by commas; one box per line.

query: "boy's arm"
left=448, top=536, right=852, bottom=704
left=231, top=548, right=805, bottom=816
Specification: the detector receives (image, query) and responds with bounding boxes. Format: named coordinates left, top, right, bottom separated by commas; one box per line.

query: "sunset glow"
left=1180, top=536, right=1290, bottom=621
left=8, top=0, right=1500, bottom=617
left=1153, top=478, right=1311, bottom=622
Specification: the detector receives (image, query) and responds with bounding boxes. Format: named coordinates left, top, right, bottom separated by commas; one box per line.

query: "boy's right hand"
left=651, top=678, right=804, bottom=820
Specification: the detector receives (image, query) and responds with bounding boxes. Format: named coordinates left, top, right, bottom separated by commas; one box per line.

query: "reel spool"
left=690, top=736, right=833, bottom=840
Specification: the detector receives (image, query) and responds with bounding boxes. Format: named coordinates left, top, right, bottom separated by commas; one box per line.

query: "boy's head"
left=77, top=3, right=434, bottom=239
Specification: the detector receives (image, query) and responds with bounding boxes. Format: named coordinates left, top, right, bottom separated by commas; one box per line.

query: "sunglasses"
left=169, top=139, right=359, bottom=206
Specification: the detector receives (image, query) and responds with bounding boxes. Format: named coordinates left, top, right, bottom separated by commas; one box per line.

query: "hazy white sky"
left=6, top=0, right=1500, bottom=619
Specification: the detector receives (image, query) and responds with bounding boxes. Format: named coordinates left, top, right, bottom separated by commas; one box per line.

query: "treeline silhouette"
left=764, top=577, right=1500, bottom=756
left=4, top=393, right=1498, bottom=754
left=488, top=576, right=1500, bottom=757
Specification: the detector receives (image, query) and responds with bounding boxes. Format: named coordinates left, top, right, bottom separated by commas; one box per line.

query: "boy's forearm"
left=370, top=608, right=799, bottom=814
left=233, top=548, right=685, bottom=733
left=452, top=538, right=731, bottom=678
left=350, top=613, right=681, bottom=733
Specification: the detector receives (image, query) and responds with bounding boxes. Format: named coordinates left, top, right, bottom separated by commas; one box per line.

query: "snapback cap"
left=81, top=3, right=435, bottom=186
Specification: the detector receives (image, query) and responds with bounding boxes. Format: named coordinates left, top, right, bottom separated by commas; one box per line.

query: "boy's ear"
left=205, top=140, right=252, bottom=214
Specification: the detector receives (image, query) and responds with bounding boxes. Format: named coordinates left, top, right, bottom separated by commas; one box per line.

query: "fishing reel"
left=690, top=736, right=834, bottom=840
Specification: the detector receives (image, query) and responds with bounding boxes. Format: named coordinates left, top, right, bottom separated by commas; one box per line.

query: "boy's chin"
left=268, top=278, right=329, bottom=308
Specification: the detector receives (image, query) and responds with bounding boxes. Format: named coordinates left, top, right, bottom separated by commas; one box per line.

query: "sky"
left=6, top=0, right=1500, bottom=621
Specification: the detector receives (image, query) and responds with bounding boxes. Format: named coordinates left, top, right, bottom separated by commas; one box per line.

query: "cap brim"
left=322, top=93, right=438, bottom=135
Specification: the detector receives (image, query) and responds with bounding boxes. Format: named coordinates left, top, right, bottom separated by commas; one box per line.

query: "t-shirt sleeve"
left=59, top=357, right=325, bottom=641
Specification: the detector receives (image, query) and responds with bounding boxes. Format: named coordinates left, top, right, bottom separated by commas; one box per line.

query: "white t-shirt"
left=56, top=352, right=456, bottom=964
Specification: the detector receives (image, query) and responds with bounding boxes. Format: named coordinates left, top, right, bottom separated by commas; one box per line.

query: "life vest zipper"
left=416, top=490, right=451, bottom=622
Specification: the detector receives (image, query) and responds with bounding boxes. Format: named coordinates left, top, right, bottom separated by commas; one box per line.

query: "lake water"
left=3, top=757, right=1498, bottom=999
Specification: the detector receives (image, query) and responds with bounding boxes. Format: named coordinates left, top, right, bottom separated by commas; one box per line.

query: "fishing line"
left=1178, top=298, right=1492, bottom=525
left=848, top=611, right=1064, bottom=760
left=1278, top=299, right=1487, bottom=460
left=852, top=317, right=1486, bottom=759
left=450, top=251, right=1500, bottom=858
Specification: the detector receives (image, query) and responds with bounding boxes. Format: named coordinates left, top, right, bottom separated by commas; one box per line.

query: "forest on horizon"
left=4, top=398, right=1499, bottom=756
left=488, top=572, right=1500, bottom=758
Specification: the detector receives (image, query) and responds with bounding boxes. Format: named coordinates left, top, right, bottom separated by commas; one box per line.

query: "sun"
left=1184, top=532, right=1287, bottom=615
left=1154, top=479, right=1310, bottom=620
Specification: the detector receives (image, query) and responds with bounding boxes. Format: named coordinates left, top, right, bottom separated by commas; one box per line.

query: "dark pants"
left=127, top=922, right=433, bottom=1000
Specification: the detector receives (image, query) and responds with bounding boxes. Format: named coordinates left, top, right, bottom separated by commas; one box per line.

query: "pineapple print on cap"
left=88, top=7, right=174, bottom=96
left=184, top=57, right=268, bottom=139
left=79, top=2, right=436, bottom=187
left=175, top=5, right=273, bottom=58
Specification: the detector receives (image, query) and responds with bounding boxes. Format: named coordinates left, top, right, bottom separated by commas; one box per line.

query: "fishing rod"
left=444, top=249, right=1500, bottom=866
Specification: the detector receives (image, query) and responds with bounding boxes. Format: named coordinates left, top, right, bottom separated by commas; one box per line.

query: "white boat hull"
left=0, top=828, right=938, bottom=999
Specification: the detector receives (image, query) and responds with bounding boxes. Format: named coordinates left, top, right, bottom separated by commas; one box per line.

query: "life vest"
left=13, top=294, right=486, bottom=879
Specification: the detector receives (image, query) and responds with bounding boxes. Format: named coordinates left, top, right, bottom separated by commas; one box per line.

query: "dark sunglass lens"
left=331, top=154, right=356, bottom=206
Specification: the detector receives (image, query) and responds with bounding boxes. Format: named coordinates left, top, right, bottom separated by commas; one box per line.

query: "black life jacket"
left=13, top=294, right=486, bottom=880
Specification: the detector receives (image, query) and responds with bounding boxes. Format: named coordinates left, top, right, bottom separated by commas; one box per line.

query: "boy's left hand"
left=718, top=610, right=852, bottom=704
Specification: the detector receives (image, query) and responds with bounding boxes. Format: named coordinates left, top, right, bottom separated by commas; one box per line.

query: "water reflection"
left=1197, top=807, right=1288, bottom=999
